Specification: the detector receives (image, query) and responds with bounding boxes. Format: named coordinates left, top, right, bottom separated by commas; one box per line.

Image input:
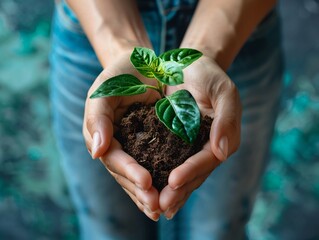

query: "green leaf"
left=155, top=89, right=200, bottom=143
left=153, top=60, right=184, bottom=86
left=130, top=47, right=157, bottom=78
left=159, top=48, right=203, bottom=68
left=90, top=74, right=147, bottom=98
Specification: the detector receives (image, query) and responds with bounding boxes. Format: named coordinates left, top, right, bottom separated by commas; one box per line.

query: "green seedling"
left=90, top=47, right=203, bottom=143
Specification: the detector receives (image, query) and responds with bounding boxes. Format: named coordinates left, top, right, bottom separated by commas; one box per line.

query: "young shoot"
left=90, top=47, right=203, bottom=143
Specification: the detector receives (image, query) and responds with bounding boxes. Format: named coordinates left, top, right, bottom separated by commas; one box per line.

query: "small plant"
left=90, top=47, right=203, bottom=143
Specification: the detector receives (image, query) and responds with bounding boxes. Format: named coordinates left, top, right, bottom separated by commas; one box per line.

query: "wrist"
left=181, top=0, right=276, bottom=71
left=180, top=8, right=237, bottom=71
left=67, top=0, right=152, bottom=68
left=180, top=42, right=228, bottom=70
left=92, top=27, right=152, bottom=68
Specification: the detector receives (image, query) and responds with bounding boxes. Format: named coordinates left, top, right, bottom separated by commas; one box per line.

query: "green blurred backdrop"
left=0, top=0, right=318, bottom=239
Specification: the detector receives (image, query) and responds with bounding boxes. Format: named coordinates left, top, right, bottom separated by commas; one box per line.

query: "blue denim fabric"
left=50, top=1, right=283, bottom=239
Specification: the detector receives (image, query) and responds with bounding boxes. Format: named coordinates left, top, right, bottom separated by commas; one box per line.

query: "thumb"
left=83, top=96, right=114, bottom=159
left=210, top=84, right=242, bottom=161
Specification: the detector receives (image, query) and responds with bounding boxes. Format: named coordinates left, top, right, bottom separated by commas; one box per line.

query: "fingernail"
left=153, top=215, right=160, bottom=222
left=165, top=207, right=178, bottom=220
left=165, top=211, right=177, bottom=220
left=219, top=136, right=228, bottom=161
left=92, top=131, right=101, bottom=158
left=144, top=208, right=160, bottom=222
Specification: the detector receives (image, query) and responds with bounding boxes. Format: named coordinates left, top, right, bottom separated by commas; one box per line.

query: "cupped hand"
left=160, top=56, right=242, bottom=219
left=83, top=52, right=161, bottom=221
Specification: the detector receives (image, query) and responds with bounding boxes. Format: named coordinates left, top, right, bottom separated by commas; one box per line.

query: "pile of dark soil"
left=116, top=103, right=212, bottom=191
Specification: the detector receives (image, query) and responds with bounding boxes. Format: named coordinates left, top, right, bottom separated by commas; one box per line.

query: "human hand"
left=83, top=52, right=162, bottom=221
left=160, top=56, right=242, bottom=219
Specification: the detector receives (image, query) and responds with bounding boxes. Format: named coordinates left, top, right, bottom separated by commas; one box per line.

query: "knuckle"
left=102, top=158, right=112, bottom=171
left=113, top=173, right=122, bottom=183
left=85, top=114, right=97, bottom=129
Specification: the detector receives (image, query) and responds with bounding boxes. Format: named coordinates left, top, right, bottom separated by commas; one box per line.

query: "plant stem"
left=145, top=84, right=164, bottom=97
left=157, top=81, right=165, bottom=98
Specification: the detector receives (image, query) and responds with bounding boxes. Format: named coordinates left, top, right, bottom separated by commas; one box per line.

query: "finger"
left=162, top=174, right=213, bottom=220
left=167, top=142, right=219, bottom=190
left=135, top=186, right=161, bottom=213
left=160, top=185, right=188, bottom=214
left=209, top=78, right=242, bottom=161
left=83, top=109, right=114, bottom=159
left=100, top=139, right=153, bottom=191
left=109, top=170, right=161, bottom=213
left=83, top=69, right=123, bottom=159
left=123, top=188, right=160, bottom=222
left=163, top=192, right=191, bottom=220
left=160, top=172, right=210, bottom=214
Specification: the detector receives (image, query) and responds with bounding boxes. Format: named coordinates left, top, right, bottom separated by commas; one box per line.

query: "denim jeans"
left=50, top=1, right=283, bottom=239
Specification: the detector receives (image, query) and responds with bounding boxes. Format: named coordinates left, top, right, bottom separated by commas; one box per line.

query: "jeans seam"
left=155, top=0, right=167, bottom=53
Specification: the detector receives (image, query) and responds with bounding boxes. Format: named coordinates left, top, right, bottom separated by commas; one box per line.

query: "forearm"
left=67, top=0, right=151, bottom=67
left=181, top=0, right=277, bottom=70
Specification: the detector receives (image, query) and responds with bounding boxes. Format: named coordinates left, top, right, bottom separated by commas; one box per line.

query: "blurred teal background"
left=0, top=0, right=318, bottom=239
